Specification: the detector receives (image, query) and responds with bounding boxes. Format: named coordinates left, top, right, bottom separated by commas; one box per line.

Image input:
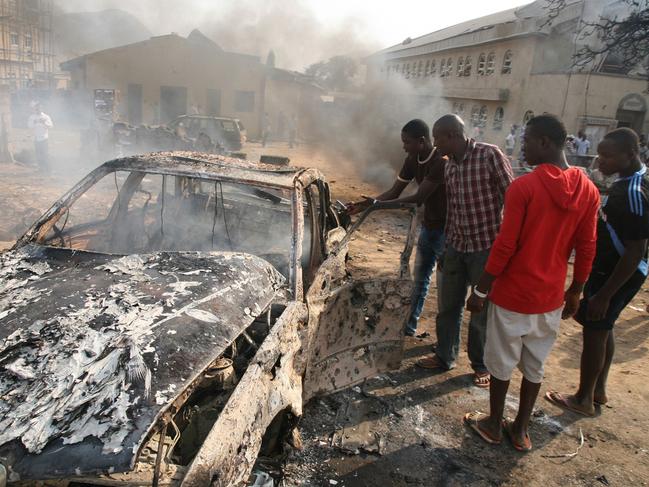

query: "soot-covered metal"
left=0, top=245, right=283, bottom=480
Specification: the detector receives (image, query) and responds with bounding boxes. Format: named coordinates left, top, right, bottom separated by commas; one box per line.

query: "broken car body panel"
left=0, top=245, right=283, bottom=479
left=303, top=203, right=418, bottom=400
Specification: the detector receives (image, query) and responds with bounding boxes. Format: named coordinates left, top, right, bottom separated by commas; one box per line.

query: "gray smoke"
left=55, top=0, right=379, bottom=71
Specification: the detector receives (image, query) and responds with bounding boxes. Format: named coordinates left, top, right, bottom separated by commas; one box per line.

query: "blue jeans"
left=435, top=245, right=490, bottom=373
left=406, top=226, right=446, bottom=335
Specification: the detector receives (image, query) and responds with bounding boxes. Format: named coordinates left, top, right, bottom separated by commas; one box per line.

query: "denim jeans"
left=406, top=226, right=446, bottom=335
left=435, top=245, right=490, bottom=373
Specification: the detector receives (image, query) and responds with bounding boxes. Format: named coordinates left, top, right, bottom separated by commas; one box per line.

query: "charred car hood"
left=0, top=245, right=284, bottom=481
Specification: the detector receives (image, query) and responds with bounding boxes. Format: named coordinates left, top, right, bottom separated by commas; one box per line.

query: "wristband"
left=473, top=288, right=487, bottom=299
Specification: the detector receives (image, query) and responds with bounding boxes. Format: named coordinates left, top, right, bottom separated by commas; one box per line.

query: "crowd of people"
left=348, top=113, right=649, bottom=452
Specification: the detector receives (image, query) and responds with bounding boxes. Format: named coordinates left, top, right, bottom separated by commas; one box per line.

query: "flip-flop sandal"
left=502, top=418, right=532, bottom=452
left=416, top=355, right=446, bottom=370
left=463, top=411, right=502, bottom=445
left=544, top=390, right=595, bottom=417
left=473, top=372, right=491, bottom=389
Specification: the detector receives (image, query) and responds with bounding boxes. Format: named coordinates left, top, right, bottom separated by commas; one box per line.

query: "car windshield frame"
left=16, top=163, right=307, bottom=298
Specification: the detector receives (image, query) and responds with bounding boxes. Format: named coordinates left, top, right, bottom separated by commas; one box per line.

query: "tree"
left=304, top=56, right=359, bottom=92
left=544, top=0, right=648, bottom=83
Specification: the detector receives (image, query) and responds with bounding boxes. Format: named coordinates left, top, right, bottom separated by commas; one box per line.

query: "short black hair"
left=402, top=119, right=430, bottom=140
left=526, top=114, right=567, bottom=148
left=604, top=127, right=640, bottom=154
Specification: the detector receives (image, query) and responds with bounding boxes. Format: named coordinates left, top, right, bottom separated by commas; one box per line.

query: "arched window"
left=457, top=57, right=465, bottom=76
left=502, top=50, right=513, bottom=74
left=471, top=105, right=480, bottom=127
left=479, top=105, right=488, bottom=127
left=463, top=55, right=472, bottom=76
left=446, top=58, right=453, bottom=76
left=493, top=107, right=504, bottom=130
left=477, top=53, right=487, bottom=75
left=417, top=60, right=423, bottom=78
left=424, top=59, right=430, bottom=76
left=405, top=63, right=411, bottom=78
left=523, top=110, right=535, bottom=124
left=486, top=52, right=496, bottom=75
left=440, top=59, right=446, bottom=77
left=430, top=59, right=437, bottom=75
left=458, top=102, right=465, bottom=114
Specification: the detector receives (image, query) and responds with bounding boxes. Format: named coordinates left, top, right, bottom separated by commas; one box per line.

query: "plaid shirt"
left=445, top=139, right=514, bottom=253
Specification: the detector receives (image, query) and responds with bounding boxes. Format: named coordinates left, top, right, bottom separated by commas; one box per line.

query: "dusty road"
left=0, top=138, right=648, bottom=486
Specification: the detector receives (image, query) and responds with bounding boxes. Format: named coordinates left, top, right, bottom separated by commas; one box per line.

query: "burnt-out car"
left=0, top=152, right=417, bottom=486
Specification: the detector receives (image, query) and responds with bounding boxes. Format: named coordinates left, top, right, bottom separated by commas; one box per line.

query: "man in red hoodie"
left=462, top=114, right=599, bottom=451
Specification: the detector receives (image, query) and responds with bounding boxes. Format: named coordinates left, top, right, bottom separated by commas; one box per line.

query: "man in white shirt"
left=27, top=103, right=53, bottom=172
left=575, top=130, right=591, bottom=156
left=505, top=127, right=516, bottom=157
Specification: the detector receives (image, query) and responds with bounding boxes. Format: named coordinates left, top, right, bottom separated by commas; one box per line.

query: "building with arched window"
left=367, top=0, right=648, bottom=149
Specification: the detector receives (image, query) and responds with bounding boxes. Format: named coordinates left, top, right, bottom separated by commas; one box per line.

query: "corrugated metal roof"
left=374, top=3, right=535, bottom=57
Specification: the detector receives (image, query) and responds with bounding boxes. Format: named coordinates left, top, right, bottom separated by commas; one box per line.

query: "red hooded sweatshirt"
left=485, top=164, right=600, bottom=314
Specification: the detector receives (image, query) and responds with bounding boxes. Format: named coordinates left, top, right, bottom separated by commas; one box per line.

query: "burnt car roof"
left=101, top=151, right=325, bottom=190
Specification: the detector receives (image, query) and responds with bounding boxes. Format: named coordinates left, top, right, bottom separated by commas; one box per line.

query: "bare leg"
left=476, top=376, right=509, bottom=441
left=569, top=327, right=610, bottom=414
left=594, top=329, right=614, bottom=404
left=511, top=377, right=541, bottom=445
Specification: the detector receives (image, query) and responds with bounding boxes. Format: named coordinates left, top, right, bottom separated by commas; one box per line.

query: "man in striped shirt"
left=418, top=115, right=514, bottom=388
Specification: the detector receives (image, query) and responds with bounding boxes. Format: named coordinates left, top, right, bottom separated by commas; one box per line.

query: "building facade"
left=0, top=0, right=54, bottom=91
left=60, top=30, right=321, bottom=139
left=366, top=0, right=648, bottom=150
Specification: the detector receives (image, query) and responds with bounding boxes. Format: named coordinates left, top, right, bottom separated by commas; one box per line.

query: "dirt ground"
left=1, top=135, right=648, bottom=486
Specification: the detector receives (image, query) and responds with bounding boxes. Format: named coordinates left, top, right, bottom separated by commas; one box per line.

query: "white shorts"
left=484, top=303, right=562, bottom=383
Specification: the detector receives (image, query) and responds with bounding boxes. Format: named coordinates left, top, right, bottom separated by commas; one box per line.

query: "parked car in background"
left=168, top=116, right=246, bottom=151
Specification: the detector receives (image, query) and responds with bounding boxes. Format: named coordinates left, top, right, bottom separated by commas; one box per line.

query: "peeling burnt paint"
left=0, top=245, right=284, bottom=480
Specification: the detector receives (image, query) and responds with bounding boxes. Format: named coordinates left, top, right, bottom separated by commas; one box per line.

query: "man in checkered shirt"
left=418, top=114, right=514, bottom=388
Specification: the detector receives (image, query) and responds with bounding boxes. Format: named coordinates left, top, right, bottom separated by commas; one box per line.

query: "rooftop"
left=369, top=0, right=584, bottom=59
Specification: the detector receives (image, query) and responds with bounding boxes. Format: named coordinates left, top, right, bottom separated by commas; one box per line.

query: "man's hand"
left=586, top=293, right=611, bottom=322
left=346, top=195, right=375, bottom=215
left=562, top=288, right=581, bottom=319
left=466, top=292, right=486, bottom=314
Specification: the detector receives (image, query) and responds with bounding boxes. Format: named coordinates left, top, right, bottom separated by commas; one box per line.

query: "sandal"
left=502, top=418, right=532, bottom=452
left=463, top=411, right=502, bottom=445
left=544, top=390, right=595, bottom=417
left=473, top=372, right=491, bottom=388
left=416, top=355, right=447, bottom=370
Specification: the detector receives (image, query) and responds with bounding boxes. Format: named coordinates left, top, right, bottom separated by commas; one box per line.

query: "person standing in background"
left=505, top=126, right=516, bottom=158
left=288, top=114, right=298, bottom=148
left=639, top=134, right=648, bottom=166
left=27, top=103, right=53, bottom=173
left=575, top=130, right=591, bottom=155
left=262, top=113, right=271, bottom=147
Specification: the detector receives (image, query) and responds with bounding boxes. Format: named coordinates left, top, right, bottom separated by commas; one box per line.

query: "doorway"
left=160, top=86, right=187, bottom=123
left=616, top=93, right=646, bottom=134
left=207, top=89, right=221, bottom=116
left=127, top=84, right=142, bottom=125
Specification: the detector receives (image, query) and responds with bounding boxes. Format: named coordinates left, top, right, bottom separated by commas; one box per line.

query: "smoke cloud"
left=55, top=0, right=379, bottom=71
